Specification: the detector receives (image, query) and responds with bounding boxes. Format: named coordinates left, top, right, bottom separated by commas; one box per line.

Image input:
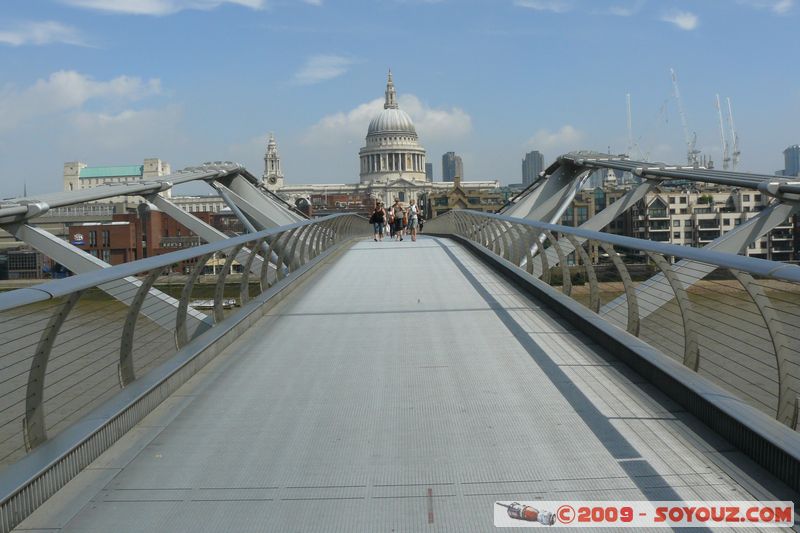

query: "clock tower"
left=262, top=133, right=284, bottom=191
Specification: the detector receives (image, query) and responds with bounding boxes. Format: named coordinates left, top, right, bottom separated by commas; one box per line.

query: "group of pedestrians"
left=369, top=199, right=424, bottom=242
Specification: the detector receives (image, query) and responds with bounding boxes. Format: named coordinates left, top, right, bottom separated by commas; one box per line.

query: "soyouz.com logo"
left=494, top=501, right=794, bottom=528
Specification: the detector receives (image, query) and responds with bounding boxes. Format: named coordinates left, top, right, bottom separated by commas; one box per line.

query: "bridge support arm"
left=214, top=174, right=302, bottom=227
left=147, top=194, right=268, bottom=276
left=5, top=223, right=211, bottom=331
left=601, top=202, right=800, bottom=325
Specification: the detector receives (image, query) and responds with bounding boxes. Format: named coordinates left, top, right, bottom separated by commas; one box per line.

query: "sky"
left=0, top=0, right=798, bottom=197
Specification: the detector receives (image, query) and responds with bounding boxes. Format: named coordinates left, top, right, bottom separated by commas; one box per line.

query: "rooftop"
left=79, top=165, right=144, bottom=179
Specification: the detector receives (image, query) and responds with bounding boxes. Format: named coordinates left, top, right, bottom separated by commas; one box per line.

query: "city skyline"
left=1, top=0, right=798, bottom=197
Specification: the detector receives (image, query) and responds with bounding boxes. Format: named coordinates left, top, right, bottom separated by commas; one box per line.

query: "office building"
left=521, top=150, right=544, bottom=187
left=442, top=152, right=464, bottom=182
left=784, top=145, right=800, bottom=177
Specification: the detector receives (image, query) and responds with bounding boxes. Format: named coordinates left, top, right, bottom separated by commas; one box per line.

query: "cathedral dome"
left=359, top=70, right=427, bottom=185
left=366, top=70, right=417, bottom=137
left=367, top=108, right=416, bottom=136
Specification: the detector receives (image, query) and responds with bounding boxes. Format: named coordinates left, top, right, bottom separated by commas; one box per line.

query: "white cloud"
left=399, top=95, right=472, bottom=141
left=604, top=0, right=645, bottom=17
left=738, top=0, right=794, bottom=14
left=60, top=0, right=264, bottom=16
left=0, top=70, right=161, bottom=132
left=526, top=125, right=584, bottom=154
left=0, top=21, right=86, bottom=47
left=67, top=106, right=185, bottom=153
left=607, top=5, right=635, bottom=16
left=513, top=0, right=573, bottom=13
left=293, top=55, right=355, bottom=85
left=660, top=10, right=699, bottom=30
left=302, top=0, right=323, bottom=5
left=304, top=95, right=471, bottom=146
left=304, top=98, right=383, bottom=143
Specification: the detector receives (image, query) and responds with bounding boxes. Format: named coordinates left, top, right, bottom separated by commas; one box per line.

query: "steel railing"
left=0, top=213, right=366, bottom=532
left=426, top=210, right=800, bottom=430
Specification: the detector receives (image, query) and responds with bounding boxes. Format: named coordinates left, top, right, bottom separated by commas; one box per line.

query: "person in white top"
left=407, top=199, right=419, bottom=242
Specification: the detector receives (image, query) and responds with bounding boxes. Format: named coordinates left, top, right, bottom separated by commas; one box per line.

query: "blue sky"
left=0, top=0, right=798, bottom=196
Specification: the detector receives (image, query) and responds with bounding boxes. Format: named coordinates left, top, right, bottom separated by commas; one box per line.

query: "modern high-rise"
left=784, top=145, right=800, bottom=177
left=442, top=152, right=463, bottom=182
left=521, top=150, right=544, bottom=187
left=425, top=163, right=433, bottom=181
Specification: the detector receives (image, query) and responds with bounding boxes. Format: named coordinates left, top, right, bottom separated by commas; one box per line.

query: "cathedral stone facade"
left=268, top=72, right=498, bottom=213
left=358, top=71, right=428, bottom=184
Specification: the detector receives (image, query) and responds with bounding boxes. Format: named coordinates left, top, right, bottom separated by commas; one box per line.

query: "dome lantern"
left=384, top=69, right=398, bottom=110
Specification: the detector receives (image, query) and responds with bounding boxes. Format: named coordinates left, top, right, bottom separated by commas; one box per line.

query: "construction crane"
left=727, top=97, right=741, bottom=171
left=625, top=93, right=648, bottom=161
left=670, top=68, right=701, bottom=166
left=626, top=93, right=634, bottom=158
left=715, top=94, right=731, bottom=171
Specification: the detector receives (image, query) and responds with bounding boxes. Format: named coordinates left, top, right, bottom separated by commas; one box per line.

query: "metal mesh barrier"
left=427, top=210, right=800, bottom=430
left=0, top=213, right=365, bottom=532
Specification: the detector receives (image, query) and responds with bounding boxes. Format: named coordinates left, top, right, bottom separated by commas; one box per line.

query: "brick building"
left=67, top=208, right=243, bottom=273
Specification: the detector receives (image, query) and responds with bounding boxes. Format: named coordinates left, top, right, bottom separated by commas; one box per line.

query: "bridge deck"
left=17, top=237, right=795, bottom=532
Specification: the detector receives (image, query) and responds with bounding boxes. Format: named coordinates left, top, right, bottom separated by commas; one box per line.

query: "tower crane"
left=625, top=93, right=648, bottom=160
left=715, top=94, right=731, bottom=171
left=670, top=68, right=701, bottom=166
left=727, top=97, right=741, bottom=170
left=626, top=93, right=634, bottom=158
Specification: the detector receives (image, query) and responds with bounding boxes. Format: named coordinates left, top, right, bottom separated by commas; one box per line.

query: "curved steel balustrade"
left=427, top=210, right=800, bottom=429
left=0, top=213, right=366, bottom=532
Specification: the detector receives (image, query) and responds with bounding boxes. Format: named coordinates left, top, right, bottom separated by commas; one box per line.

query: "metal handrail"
left=560, top=153, right=800, bottom=197
left=0, top=214, right=356, bottom=312
left=428, top=209, right=800, bottom=430
left=0, top=213, right=367, bottom=532
left=427, top=210, right=800, bottom=283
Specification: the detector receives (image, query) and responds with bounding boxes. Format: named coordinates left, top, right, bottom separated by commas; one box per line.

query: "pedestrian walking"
left=391, top=199, right=405, bottom=241
left=407, top=199, right=419, bottom=242
left=369, top=201, right=386, bottom=241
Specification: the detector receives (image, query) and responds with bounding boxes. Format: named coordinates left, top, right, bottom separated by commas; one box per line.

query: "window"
left=673, top=220, right=680, bottom=227
left=685, top=220, right=693, bottom=227
left=673, top=232, right=681, bottom=239
left=669, top=209, right=676, bottom=215
left=102, top=230, right=110, bottom=246
left=723, top=218, right=730, bottom=225
left=89, top=231, right=97, bottom=246
left=680, top=197, right=687, bottom=204
left=576, top=206, right=588, bottom=224
left=101, top=249, right=110, bottom=262
left=743, top=194, right=750, bottom=201
left=754, top=194, right=762, bottom=202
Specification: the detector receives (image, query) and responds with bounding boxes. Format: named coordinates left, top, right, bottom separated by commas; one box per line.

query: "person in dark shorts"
left=369, top=201, right=386, bottom=241
left=391, top=199, right=405, bottom=241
